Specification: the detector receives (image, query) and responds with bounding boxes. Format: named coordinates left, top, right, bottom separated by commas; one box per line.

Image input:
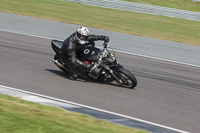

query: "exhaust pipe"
left=52, top=60, right=66, bottom=69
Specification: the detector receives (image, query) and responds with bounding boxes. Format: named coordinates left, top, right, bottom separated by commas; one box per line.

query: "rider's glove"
left=104, top=36, right=109, bottom=43
left=85, top=63, right=94, bottom=72
left=103, top=36, right=109, bottom=48
left=86, top=63, right=97, bottom=74
left=103, top=43, right=108, bottom=48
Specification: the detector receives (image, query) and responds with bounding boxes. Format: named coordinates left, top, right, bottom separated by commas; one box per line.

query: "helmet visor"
left=77, top=32, right=88, bottom=41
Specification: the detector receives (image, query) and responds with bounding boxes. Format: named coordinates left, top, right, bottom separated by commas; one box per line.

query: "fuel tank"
left=78, top=46, right=101, bottom=63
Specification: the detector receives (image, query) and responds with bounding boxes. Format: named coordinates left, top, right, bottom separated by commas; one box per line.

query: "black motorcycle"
left=51, top=40, right=137, bottom=89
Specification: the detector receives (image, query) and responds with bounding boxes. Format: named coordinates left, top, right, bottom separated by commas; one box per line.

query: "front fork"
left=102, top=64, right=123, bottom=83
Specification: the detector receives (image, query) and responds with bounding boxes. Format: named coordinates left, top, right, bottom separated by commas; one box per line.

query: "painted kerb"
left=60, top=0, right=200, bottom=21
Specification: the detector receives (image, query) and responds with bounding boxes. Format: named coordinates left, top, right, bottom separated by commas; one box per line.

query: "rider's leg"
left=64, top=62, right=78, bottom=80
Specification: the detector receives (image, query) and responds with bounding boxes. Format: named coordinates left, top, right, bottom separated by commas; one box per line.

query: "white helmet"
left=75, top=26, right=90, bottom=45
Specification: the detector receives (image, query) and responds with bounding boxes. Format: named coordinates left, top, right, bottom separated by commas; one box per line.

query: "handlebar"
left=94, top=42, right=111, bottom=65
left=96, top=47, right=108, bottom=64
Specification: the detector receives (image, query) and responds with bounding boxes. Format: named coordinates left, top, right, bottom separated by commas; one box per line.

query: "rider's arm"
left=85, top=41, right=95, bottom=47
left=87, top=34, right=109, bottom=43
left=66, top=40, right=89, bottom=69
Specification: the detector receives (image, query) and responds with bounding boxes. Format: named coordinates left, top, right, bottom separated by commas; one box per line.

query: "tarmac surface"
left=0, top=30, right=200, bottom=133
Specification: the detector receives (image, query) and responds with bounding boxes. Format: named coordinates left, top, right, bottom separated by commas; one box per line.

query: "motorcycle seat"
left=51, top=40, right=63, bottom=49
left=51, top=40, right=64, bottom=55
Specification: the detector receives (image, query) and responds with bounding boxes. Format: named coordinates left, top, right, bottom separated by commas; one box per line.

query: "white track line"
left=1, top=28, right=200, bottom=68
left=0, top=85, right=189, bottom=133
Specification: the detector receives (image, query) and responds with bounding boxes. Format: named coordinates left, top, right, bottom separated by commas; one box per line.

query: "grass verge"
left=0, top=0, right=200, bottom=45
left=0, top=94, right=150, bottom=133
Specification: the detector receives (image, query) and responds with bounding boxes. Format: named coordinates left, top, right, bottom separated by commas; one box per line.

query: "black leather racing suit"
left=60, top=32, right=109, bottom=80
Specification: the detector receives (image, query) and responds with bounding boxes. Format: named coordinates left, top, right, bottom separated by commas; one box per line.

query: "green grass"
left=123, top=0, right=200, bottom=12
left=0, top=94, right=149, bottom=133
left=0, top=0, right=200, bottom=46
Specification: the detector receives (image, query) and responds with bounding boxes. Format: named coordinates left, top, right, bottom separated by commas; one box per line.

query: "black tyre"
left=54, top=54, right=60, bottom=60
left=114, top=68, right=137, bottom=89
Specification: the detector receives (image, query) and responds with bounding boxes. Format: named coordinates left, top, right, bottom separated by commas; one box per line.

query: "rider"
left=60, top=26, right=109, bottom=80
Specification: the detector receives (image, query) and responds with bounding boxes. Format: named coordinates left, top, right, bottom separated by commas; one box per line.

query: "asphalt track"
left=1, top=30, right=200, bottom=133
left=1, top=12, right=200, bottom=67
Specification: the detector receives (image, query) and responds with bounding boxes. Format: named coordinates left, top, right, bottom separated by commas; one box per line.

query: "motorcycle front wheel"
left=114, top=68, right=137, bottom=89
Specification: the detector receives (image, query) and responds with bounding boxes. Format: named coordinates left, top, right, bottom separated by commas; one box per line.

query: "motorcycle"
left=51, top=40, right=137, bottom=89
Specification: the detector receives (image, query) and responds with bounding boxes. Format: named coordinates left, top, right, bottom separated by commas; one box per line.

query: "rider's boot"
left=64, top=62, right=78, bottom=80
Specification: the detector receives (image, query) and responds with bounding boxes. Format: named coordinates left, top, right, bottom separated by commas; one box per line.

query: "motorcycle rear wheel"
left=114, top=68, right=137, bottom=89
left=54, top=54, right=60, bottom=60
